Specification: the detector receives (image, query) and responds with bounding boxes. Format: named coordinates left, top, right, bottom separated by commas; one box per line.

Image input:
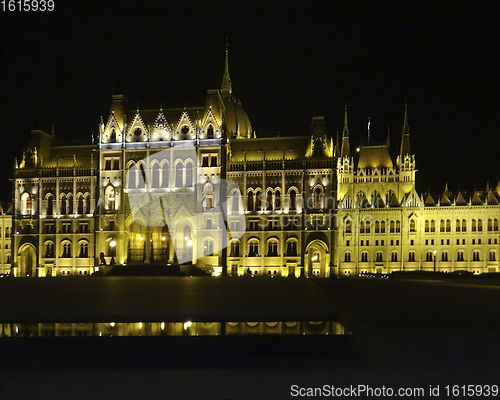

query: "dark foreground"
left=1, top=276, right=500, bottom=399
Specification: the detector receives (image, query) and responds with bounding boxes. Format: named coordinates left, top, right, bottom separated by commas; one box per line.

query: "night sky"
left=0, top=1, right=498, bottom=204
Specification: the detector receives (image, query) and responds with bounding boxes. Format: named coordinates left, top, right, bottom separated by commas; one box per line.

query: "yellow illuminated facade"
left=9, top=51, right=500, bottom=277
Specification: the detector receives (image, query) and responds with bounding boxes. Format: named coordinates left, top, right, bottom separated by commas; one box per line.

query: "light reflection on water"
left=0, top=321, right=350, bottom=337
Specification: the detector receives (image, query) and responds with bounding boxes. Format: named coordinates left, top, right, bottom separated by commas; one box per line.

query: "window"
left=185, top=162, right=193, bottom=187
left=286, top=240, right=298, bottom=256
left=313, top=188, right=322, bottom=209
left=441, top=251, right=448, bottom=262
left=457, top=251, right=464, bottom=262
left=152, top=164, right=160, bottom=188
left=105, top=159, right=112, bottom=170
left=473, top=251, right=480, bottom=262
left=478, top=219, right=483, bottom=232
left=376, top=252, right=383, bottom=262
left=488, top=218, right=493, bottom=231
left=440, top=219, right=445, bottom=232
left=175, top=163, right=183, bottom=187
left=248, top=241, right=259, bottom=257
left=289, top=190, right=297, bottom=211
left=425, top=220, right=429, bottom=233
left=110, top=129, right=116, bottom=143
left=267, top=240, right=278, bottom=256
left=230, top=241, right=240, bottom=257
left=462, top=219, right=467, bottom=232
left=274, top=190, right=281, bottom=210
left=46, top=194, right=54, bottom=216
left=202, top=156, right=209, bottom=167
left=495, top=219, right=499, bottom=232
left=79, top=242, right=89, bottom=258
left=207, top=125, right=214, bottom=139
left=410, top=219, right=416, bottom=233
left=161, top=163, right=169, bottom=188
left=128, top=165, right=137, bottom=188
left=490, top=251, right=496, bottom=261
left=472, top=219, right=477, bottom=232
left=344, top=252, right=351, bottom=262
left=204, top=184, right=213, bottom=209
left=206, top=219, right=212, bottom=229
left=204, top=239, right=214, bottom=256
left=267, top=190, right=273, bottom=210
left=210, top=156, right=217, bottom=167
left=456, top=219, right=461, bottom=232
left=45, top=242, right=55, bottom=258
left=361, top=252, right=368, bottom=262
left=396, top=220, right=400, bottom=233
left=390, top=220, right=395, bottom=233
left=77, top=195, right=84, bottom=214
left=365, top=220, right=371, bottom=234
left=181, top=125, right=189, bottom=135
left=375, top=221, right=380, bottom=233
left=430, top=220, right=435, bottom=233
left=134, top=127, right=142, bottom=136
left=137, top=164, right=146, bottom=188
left=62, top=242, right=72, bottom=258
left=84, top=194, right=91, bottom=214
left=255, top=191, right=261, bottom=211
left=426, top=251, right=433, bottom=262
left=391, top=251, right=398, bottom=262
left=106, top=186, right=116, bottom=210
left=232, top=191, right=240, bottom=212
left=247, top=192, right=254, bottom=211
left=344, top=216, right=352, bottom=234
left=380, top=220, right=386, bottom=233
left=79, top=222, right=89, bottom=233
left=21, top=192, right=32, bottom=215
left=113, top=159, right=119, bottom=170
left=408, top=251, right=415, bottom=262
left=446, top=219, right=451, bottom=232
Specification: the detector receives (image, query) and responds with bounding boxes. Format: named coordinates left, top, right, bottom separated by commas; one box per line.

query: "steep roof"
left=357, top=145, right=393, bottom=169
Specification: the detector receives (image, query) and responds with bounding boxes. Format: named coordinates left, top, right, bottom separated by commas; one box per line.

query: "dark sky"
left=0, top=1, right=498, bottom=203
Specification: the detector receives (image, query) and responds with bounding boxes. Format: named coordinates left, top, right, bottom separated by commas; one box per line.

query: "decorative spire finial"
left=403, top=100, right=409, bottom=135
left=221, top=39, right=232, bottom=96
left=342, top=103, right=349, bottom=138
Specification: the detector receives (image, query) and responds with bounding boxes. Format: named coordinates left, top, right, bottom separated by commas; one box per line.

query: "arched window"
left=207, top=124, right=214, bottom=139
left=390, top=220, right=395, bottom=233
left=446, top=219, right=451, bottom=232
left=161, top=163, right=169, bottom=188
left=441, top=251, right=448, bottom=262
left=266, top=190, right=273, bottom=210
left=267, top=239, right=278, bottom=256
left=430, top=220, right=435, bottom=233
left=286, top=239, right=298, bottom=256
left=488, top=218, right=493, bottom=231
left=21, top=192, right=31, bottom=215
left=343, top=216, right=352, bottom=234
left=152, top=164, right=160, bottom=188
left=375, top=221, right=380, bottom=233
left=365, top=219, right=371, bottom=234
left=128, top=165, right=137, bottom=189
left=255, top=191, right=261, bottom=211
left=425, top=220, right=429, bottom=233
left=79, top=242, right=89, bottom=258
left=5, top=227, right=10, bottom=238
left=232, top=191, right=239, bottom=212
left=456, top=219, right=461, bottom=232
left=376, top=251, right=383, bottom=262
left=361, top=251, right=368, bottom=262
left=313, top=188, right=322, bottom=209
left=495, top=218, right=499, bottom=231
left=440, top=219, right=445, bottom=232
left=62, top=242, right=72, bottom=258
left=391, top=251, right=398, bottom=262
left=175, top=163, right=183, bottom=187
left=185, top=162, right=193, bottom=187
left=478, top=219, right=483, bottom=232
left=110, top=129, right=116, bottom=143
left=248, top=240, right=259, bottom=257
left=137, top=164, right=147, bottom=188
left=489, top=250, right=496, bottom=261
left=204, top=184, right=213, bottom=209
left=77, top=195, right=84, bottom=214
left=426, top=251, right=433, bottom=261
left=381, top=220, right=386, bottom=233
left=396, top=220, right=401, bottom=233
left=84, top=194, right=91, bottom=214
left=462, top=219, right=467, bottom=232
left=289, top=189, right=297, bottom=211
left=473, top=250, right=480, bottom=261
left=105, top=186, right=115, bottom=210
left=46, top=194, right=54, bottom=216
left=410, top=219, right=416, bottom=233
left=472, top=219, right=477, bottom=232
left=230, top=240, right=240, bottom=257
left=45, top=242, right=54, bottom=258
left=274, top=190, right=281, bottom=210
left=247, top=192, right=254, bottom=211
left=67, top=194, right=73, bottom=214
left=408, top=251, right=416, bottom=262
left=204, top=239, right=214, bottom=256
left=344, top=252, right=351, bottom=262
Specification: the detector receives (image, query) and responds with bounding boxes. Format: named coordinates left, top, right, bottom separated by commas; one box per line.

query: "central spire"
left=341, top=103, right=351, bottom=158
left=221, top=40, right=232, bottom=97
left=400, top=101, right=411, bottom=156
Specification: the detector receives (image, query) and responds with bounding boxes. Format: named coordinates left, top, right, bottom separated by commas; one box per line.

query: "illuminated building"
left=10, top=50, right=500, bottom=277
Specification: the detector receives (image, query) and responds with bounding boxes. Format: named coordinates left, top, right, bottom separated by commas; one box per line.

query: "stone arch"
left=305, top=239, right=329, bottom=277
left=18, top=243, right=37, bottom=277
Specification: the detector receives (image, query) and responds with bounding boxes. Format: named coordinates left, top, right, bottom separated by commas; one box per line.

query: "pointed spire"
left=386, top=125, right=390, bottom=149
left=399, top=100, right=411, bottom=156
left=335, top=128, right=340, bottom=157
left=342, top=103, right=349, bottom=138
left=221, top=39, right=232, bottom=96
left=341, top=103, right=351, bottom=158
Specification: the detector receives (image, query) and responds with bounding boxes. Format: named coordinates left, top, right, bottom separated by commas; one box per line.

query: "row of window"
left=349, top=238, right=499, bottom=247
left=20, top=193, right=92, bottom=216
left=344, top=250, right=495, bottom=262
left=108, top=124, right=216, bottom=143
left=44, top=242, right=89, bottom=258
left=0, top=227, right=11, bottom=238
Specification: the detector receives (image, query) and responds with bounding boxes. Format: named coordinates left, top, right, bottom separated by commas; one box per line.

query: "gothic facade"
left=10, top=52, right=500, bottom=277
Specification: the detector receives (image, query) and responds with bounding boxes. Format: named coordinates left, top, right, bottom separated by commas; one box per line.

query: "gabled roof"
left=471, top=191, right=484, bottom=205
left=389, top=193, right=400, bottom=207
left=357, top=145, right=393, bottom=169
left=455, top=191, right=467, bottom=206
left=424, top=192, right=436, bottom=206
left=440, top=192, right=452, bottom=206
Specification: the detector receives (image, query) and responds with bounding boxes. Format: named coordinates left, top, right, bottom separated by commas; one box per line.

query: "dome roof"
left=225, top=98, right=253, bottom=139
